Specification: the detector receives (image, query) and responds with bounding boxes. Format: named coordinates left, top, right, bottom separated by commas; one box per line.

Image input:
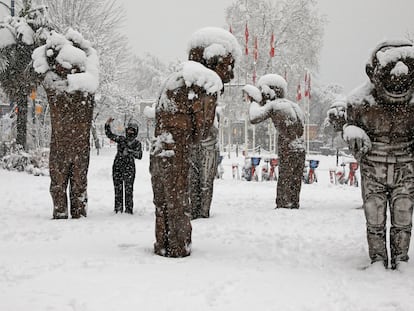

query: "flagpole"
left=305, top=92, right=310, bottom=155
left=244, top=22, right=249, bottom=154
left=253, top=36, right=257, bottom=84
left=306, top=71, right=311, bottom=156
left=244, top=22, right=249, bottom=84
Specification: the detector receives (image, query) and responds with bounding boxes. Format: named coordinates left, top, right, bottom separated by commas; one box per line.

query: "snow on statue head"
left=32, top=28, right=99, bottom=94
left=366, top=39, right=414, bottom=104
left=187, top=27, right=241, bottom=83
left=242, top=84, right=262, bottom=104
left=257, top=74, right=287, bottom=101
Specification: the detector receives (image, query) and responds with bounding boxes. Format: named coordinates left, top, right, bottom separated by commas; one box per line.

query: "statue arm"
left=192, top=93, right=218, bottom=143
left=249, top=101, right=271, bottom=124
left=341, top=104, right=371, bottom=160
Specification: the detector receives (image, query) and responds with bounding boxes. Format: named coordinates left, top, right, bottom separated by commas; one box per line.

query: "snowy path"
left=1, top=148, right=414, bottom=311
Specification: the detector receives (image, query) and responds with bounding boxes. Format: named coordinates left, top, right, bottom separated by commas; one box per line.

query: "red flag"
left=269, top=33, right=275, bottom=58
left=245, top=23, right=249, bottom=55
left=254, top=36, right=258, bottom=61
left=304, top=72, right=309, bottom=97
left=296, top=84, right=302, bottom=102
left=305, top=72, right=311, bottom=98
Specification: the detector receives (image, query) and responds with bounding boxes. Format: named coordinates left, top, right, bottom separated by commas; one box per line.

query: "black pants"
left=112, top=158, right=136, bottom=213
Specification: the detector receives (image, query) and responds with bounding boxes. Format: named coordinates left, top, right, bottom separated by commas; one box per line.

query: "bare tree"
left=226, top=0, right=325, bottom=97
left=124, top=53, right=169, bottom=99
left=42, top=0, right=130, bottom=116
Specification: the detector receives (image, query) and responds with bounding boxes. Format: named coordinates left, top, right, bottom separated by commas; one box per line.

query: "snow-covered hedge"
left=1, top=143, right=49, bottom=176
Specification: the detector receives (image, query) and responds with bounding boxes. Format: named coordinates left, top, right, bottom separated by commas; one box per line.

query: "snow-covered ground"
left=1, top=147, right=414, bottom=311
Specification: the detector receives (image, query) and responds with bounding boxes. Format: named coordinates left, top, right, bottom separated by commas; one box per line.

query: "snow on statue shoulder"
left=182, top=61, right=223, bottom=94
left=32, top=28, right=99, bottom=95
left=157, top=61, right=222, bottom=114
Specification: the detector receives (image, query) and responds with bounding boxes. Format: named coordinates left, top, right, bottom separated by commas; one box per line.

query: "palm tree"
left=0, top=0, right=48, bottom=150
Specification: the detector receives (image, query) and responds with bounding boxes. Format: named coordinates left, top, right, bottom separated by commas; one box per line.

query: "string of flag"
left=296, top=72, right=311, bottom=102
left=241, top=23, right=275, bottom=59
left=230, top=23, right=310, bottom=95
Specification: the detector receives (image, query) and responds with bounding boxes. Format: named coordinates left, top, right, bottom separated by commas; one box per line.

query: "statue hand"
left=343, top=125, right=371, bottom=160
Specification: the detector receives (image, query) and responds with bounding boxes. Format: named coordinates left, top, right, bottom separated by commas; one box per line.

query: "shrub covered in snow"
left=1, top=142, right=49, bottom=176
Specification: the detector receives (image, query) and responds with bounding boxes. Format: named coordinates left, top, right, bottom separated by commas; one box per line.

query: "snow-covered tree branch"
left=225, top=0, right=325, bottom=98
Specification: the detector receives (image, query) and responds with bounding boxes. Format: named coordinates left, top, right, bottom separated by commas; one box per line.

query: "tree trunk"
left=16, top=95, right=28, bottom=150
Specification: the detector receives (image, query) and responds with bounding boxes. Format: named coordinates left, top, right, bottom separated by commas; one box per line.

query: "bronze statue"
left=33, top=29, right=99, bottom=219
left=328, top=39, right=414, bottom=270
left=150, top=27, right=240, bottom=257
left=244, top=74, right=305, bottom=209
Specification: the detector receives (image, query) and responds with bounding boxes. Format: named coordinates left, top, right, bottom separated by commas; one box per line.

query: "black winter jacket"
left=105, top=123, right=143, bottom=162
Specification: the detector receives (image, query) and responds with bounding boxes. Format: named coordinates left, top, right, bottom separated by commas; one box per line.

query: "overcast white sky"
left=121, top=0, right=414, bottom=93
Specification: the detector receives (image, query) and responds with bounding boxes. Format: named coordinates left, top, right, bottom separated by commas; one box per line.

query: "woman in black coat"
left=105, top=118, right=142, bottom=214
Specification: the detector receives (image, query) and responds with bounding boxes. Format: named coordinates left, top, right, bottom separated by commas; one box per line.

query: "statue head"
left=257, top=74, right=287, bottom=101
left=187, top=27, right=241, bottom=83
left=366, top=39, right=414, bottom=104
